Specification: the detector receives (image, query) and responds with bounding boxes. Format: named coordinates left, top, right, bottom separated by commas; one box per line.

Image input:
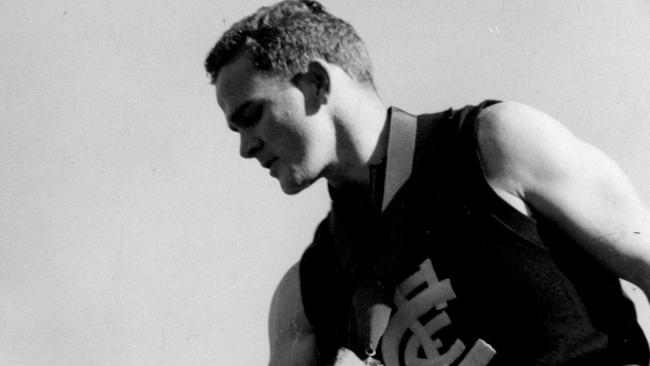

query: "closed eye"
left=237, top=103, right=265, bottom=129
left=228, top=101, right=265, bottom=132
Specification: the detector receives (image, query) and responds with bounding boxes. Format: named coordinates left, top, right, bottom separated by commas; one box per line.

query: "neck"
left=325, top=87, right=389, bottom=188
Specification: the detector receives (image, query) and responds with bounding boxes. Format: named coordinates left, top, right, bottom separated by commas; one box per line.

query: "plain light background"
left=1, top=0, right=649, bottom=365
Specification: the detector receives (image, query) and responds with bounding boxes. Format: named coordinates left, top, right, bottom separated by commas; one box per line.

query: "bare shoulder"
left=269, top=262, right=311, bottom=336
left=475, top=101, right=580, bottom=200
left=476, top=102, right=650, bottom=298
left=268, top=262, right=317, bottom=366
left=476, top=101, right=577, bottom=162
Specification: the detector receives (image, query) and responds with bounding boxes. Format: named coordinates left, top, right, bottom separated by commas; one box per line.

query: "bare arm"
left=477, top=101, right=650, bottom=298
left=268, top=263, right=318, bottom=366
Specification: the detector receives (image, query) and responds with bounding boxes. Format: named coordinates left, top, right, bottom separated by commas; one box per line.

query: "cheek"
left=268, top=123, right=309, bottom=157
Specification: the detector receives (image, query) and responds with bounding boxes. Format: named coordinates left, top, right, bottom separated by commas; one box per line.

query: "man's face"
left=215, top=55, right=336, bottom=194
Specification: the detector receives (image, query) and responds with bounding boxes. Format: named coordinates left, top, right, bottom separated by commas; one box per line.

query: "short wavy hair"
left=204, top=0, right=374, bottom=87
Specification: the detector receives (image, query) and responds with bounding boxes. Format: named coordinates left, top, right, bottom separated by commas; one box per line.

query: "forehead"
left=215, top=54, right=285, bottom=118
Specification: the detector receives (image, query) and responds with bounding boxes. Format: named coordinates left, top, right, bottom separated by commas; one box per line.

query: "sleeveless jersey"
left=299, top=101, right=649, bottom=366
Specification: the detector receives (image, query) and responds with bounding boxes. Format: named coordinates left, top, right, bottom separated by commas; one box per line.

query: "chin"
left=280, top=182, right=309, bottom=195
left=279, top=176, right=315, bottom=195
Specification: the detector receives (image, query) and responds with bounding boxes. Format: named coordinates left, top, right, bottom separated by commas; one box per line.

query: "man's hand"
left=333, top=348, right=367, bottom=366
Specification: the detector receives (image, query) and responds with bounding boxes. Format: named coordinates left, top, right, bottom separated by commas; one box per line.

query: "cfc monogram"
left=380, top=259, right=496, bottom=366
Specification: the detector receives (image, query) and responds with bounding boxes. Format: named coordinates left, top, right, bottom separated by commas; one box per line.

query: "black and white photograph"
left=2, top=1, right=649, bottom=365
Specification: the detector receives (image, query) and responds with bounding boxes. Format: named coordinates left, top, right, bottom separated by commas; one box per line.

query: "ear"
left=305, top=59, right=330, bottom=97
left=293, top=60, right=331, bottom=114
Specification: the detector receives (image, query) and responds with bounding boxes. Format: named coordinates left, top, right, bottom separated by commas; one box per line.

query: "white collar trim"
left=382, top=108, right=417, bottom=212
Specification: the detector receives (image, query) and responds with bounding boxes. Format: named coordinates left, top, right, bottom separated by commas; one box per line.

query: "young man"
left=205, top=1, right=650, bottom=365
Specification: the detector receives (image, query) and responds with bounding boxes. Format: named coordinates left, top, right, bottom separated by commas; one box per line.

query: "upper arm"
left=268, top=262, right=318, bottom=366
left=476, top=101, right=650, bottom=295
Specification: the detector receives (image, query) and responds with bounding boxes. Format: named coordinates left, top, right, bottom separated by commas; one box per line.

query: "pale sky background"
left=1, top=0, right=649, bottom=365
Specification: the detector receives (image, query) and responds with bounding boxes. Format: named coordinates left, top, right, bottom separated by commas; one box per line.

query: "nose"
left=239, top=131, right=262, bottom=159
